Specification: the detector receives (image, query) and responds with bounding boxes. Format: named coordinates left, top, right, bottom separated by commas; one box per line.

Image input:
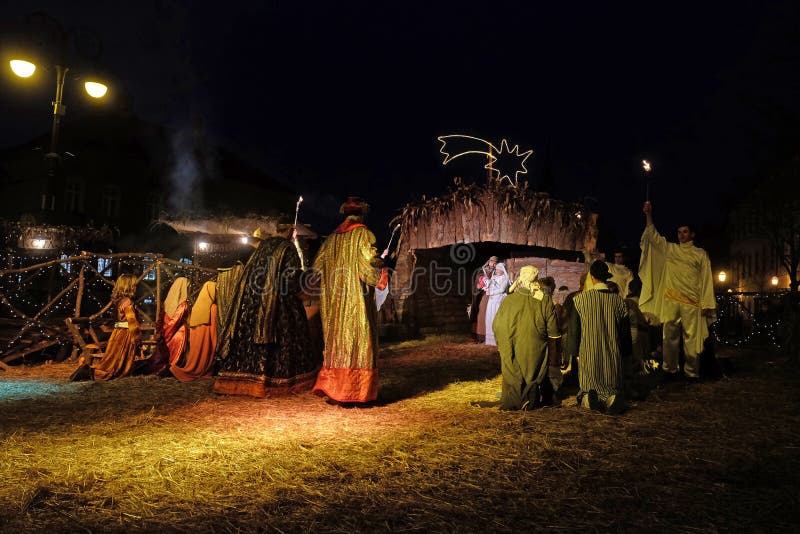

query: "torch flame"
left=642, top=160, right=652, bottom=173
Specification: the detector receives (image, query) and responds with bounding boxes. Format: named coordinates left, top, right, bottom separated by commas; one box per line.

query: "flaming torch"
left=642, top=160, right=652, bottom=201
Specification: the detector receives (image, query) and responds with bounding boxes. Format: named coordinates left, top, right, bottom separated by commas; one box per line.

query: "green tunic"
left=492, top=286, right=560, bottom=410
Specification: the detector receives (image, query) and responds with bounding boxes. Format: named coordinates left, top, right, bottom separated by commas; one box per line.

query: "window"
left=143, top=260, right=156, bottom=280
left=98, top=257, right=113, bottom=277
left=178, top=257, right=193, bottom=265
left=60, top=254, right=71, bottom=274
left=64, top=182, right=85, bottom=213
left=146, top=192, right=163, bottom=221
left=40, top=193, right=55, bottom=211
left=101, top=185, right=121, bottom=218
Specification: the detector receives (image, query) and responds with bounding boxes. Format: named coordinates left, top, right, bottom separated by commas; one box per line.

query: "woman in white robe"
left=484, top=263, right=510, bottom=346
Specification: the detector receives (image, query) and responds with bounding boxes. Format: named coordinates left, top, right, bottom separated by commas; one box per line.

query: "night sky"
left=2, top=1, right=798, bottom=254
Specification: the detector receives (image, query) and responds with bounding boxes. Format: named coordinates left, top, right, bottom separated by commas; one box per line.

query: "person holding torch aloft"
left=639, top=201, right=716, bottom=380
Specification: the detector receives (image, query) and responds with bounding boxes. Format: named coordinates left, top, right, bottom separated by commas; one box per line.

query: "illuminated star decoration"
left=437, top=134, right=533, bottom=185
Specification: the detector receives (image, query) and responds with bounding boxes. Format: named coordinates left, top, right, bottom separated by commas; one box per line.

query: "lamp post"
left=7, top=13, right=108, bottom=176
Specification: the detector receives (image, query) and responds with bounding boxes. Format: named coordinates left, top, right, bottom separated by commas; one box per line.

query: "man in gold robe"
left=312, top=197, right=388, bottom=404
left=639, top=201, right=716, bottom=379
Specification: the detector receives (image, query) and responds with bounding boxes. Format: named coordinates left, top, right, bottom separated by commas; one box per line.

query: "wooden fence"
left=0, top=252, right=217, bottom=368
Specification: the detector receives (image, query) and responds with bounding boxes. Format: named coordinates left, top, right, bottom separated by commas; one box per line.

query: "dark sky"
left=1, top=0, right=798, bottom=251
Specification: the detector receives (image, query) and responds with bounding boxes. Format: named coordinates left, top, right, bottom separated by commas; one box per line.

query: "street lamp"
left=7, top=13, right=109, bottom=168
left=9, top=59, right=36, bottom=77
left=771, top=275, right=780, bottom=287
left=8, top=59, right=109, bottom=160
left=718, top=271, right=727, bottom=283
left=84, top=81, right=107, bottom=98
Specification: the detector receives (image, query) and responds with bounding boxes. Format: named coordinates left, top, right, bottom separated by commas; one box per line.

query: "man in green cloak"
left=492, top=265, right=561, bottom=410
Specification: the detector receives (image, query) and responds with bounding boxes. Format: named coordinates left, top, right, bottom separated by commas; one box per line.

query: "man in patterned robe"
left=312, top=197, right=388, bottom=404
left=214, top=225, right=320, bottom=397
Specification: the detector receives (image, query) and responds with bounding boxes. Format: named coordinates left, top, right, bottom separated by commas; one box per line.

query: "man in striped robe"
left=567, top=261, right=632, bottom=414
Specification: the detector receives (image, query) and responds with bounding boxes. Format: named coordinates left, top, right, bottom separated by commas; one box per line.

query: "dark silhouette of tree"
left=752, top=157, right=800, bottom=292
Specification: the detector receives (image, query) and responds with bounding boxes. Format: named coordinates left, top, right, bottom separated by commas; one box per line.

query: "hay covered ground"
left=1, top=336, right=799, bottom=533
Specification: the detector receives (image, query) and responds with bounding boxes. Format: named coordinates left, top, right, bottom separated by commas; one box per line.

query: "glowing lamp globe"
left=10, top=59, right=36, bottom=78
left=198, top=242, right=209, bottom=252
left=84, top=81, right=108, bottom=98
left=771, top=276, right=779, bottom=286
left=717, top=271, right=727, bottom=283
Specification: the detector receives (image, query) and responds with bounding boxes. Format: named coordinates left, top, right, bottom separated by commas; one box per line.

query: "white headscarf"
left=486, top=262, right=510, bottom=296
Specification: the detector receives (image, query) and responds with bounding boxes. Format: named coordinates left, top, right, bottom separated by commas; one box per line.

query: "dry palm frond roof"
left=154, top=214, right=317, bottom=239
left=391, top=177, right=591, bottom=234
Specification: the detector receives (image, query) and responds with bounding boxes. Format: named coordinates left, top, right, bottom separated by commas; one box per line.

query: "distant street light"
left=771, top=275, right=780, bottom=286
left=718, top=271, right=727, bottom=283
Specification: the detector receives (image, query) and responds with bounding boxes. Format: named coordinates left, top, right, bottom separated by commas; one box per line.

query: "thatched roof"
left=392, top=177, right=596, bottom=252
left=155, top=215, right=317, bottom=239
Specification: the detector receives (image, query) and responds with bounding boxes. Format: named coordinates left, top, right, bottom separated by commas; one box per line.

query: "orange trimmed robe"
left=92, top=298, right=141, bottom=381
left=312, top=218, right=388, bottom=403
left=161, top=301, right=189, bottom=366
left=171, top=303, right=218, bottom=382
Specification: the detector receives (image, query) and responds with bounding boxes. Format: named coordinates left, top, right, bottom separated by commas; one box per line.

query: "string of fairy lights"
left=0, top=244, right=792, bottom=361
left=0, top=251, right=216, bottom=361
left=713, top=293, right=784, bottom=349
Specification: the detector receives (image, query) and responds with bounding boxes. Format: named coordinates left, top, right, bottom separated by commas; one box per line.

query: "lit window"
left=144, top=261, right=156, bottom=280
left=60, top=254, right=71, bottom=274
left=98, top=257, right=113, bottom=277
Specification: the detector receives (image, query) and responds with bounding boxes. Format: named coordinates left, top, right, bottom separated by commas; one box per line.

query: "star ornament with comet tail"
left=437, top=134, right=533, bottom=185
